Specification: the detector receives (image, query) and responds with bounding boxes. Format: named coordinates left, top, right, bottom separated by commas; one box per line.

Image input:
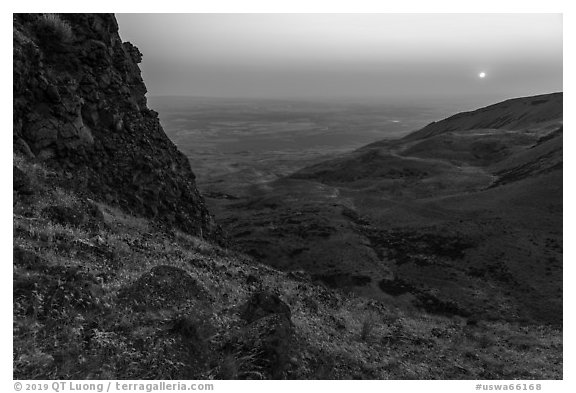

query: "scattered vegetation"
left=13, top=153, right=563, bottom=379
left=360, top=313, right=377, bottom=342
left=212, top=351, right=266, bottom=380
left=34, top=14, right=73, bottom=44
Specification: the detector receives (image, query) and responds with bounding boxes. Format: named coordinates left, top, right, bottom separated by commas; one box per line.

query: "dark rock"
left=415, top=292, right=470, bottom=317
left=13, top=13, right=222, bottom=242
left=232, top=314, right=294, bottom=379
left=45, top=84, right=61, bottom=103
left=245, top=274, right=260, bottom=285
left=235, top=291, right=294, bottom=377
left=466, top=317, right=480, bottom=326
left=312, top=273, right=372, bottom=289
left=149, top=313, right=216, bottom=379
left=118, top=265, right=209, bottom=310
left=14, top=138, right=35, bottom=158
left=240, top=291, right=291, bottom=323
left=123, top=42, right=142, bottom=63
left=13, top=166, right=34, bottom=195
left=378, top=278, right=414, bottom=296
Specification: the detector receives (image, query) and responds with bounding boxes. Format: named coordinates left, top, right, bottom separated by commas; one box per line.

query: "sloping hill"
left=220, top=93, right=562, bottom=328
left=13, top=153, right=562, bottom=379
left=13, top=13, right=563, bottom=380
left=403, top=92, right=562, bottom=141
left=490, top=127, right=562, bottom=187
left=290, top=94, right=562, bottom=193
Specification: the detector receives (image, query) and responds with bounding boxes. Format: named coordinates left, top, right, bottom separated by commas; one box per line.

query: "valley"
left=12, top=13, right=563, bottom=380
left=159, top=93, right=563, bottom=326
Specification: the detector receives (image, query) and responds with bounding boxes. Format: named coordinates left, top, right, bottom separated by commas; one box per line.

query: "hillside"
left=13, top=155, right=562, bottom=379
left=210, top=93, right=563, bottom=327
left=402, top=93, right=562, bottom=141
left=13, top=13, right=562, bottom=380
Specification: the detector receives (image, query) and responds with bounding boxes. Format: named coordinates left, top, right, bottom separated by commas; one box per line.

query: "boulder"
left=225, top=291, right=295, bottom=379
left=231, top=313, right=294, bottom=379
left=118, top=265, right=209, bottom=311
left=45, top=84, right=61, bottom=103
left=240, top=291, right=291, bottom=323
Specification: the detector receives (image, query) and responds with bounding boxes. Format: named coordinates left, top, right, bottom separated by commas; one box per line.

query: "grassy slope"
left=403, top=93, right=562, bottom=141
left=353, top=168, right=562, bottom=324
left=204, top=94, right=562, bottom=331
left=13, top=154, right=562, bottom=379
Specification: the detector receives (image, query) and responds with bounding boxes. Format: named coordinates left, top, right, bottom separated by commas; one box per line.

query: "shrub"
left=214, top=351, right=265, bottom=380
left=35, top=14, right=73, bottom=44
left=360, top=313, right=377, bottom=341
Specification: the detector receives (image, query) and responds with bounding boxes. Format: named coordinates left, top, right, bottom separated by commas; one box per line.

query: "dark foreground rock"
left=220, top=292, right=295, bottom=379
left=118, top=265, right=209, bottom=311
left=240, top=291, right=292, bottom=323
left=13, top=13, right=221, bottom=241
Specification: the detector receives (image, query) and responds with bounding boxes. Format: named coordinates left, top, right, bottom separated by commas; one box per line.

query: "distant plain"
left=151, top=96, right=461, bottom=189
left=153, top=94, right=562, bottom=326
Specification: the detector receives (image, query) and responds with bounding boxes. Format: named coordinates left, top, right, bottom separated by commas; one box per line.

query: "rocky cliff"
left=13, top=13, right=220, bottom=240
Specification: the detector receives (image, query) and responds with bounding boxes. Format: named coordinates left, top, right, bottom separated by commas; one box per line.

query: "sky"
left=116, top=13, right=562, bottom=104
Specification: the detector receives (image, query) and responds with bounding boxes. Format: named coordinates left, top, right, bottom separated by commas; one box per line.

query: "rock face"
left=13, top=13, right=220, bottom=240
left=234, top=292, right=294, bottom=379
left=240, top=291, right=292, bottom=323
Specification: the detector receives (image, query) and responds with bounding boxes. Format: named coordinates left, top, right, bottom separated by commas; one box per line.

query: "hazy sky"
left=116, top=14, right=562, bottom=104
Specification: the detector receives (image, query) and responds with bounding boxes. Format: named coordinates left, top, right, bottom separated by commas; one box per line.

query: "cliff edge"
left=13, top=13, right=220, bottom=240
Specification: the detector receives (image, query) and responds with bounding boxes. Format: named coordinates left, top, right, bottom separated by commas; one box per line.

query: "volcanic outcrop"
left=13, top=13, right=220, bottom=239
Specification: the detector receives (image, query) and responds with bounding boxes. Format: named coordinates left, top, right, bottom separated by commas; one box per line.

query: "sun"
left=479, top=72, right=486, bottom=78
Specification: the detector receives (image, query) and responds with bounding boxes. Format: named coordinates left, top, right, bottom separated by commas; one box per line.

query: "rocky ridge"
left=13, top=13, right=220, bottom=240
left=12, top=13, right=563, bottom=380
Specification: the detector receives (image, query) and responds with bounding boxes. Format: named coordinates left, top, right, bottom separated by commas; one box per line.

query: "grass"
left=34, top=14, right=73, bottom=44
left=360, top=313, right=377, bottom=342
left=13, top=154, right=563, bottom=379
left=212, top=351, right=266, bottom=380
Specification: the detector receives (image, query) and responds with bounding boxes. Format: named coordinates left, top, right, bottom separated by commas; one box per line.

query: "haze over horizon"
left=116, top=13, right=562, bottom=108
